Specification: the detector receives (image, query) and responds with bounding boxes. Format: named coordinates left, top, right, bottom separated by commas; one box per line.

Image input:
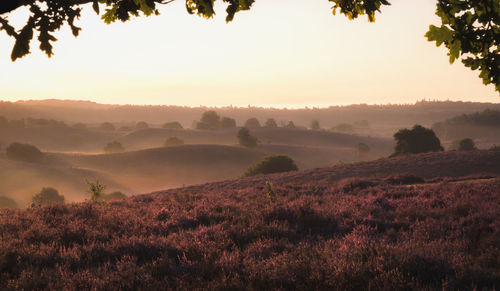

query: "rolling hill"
left=1, top=150, right=499, bottom=289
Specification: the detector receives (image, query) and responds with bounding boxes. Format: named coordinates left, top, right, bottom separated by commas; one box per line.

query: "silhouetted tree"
left=32, top=187, right=64, bottom=206
left=458, top=138, right=477, bottom=151
left=104, top=141, right=125, bottom=153
left=244, top=118, right=261, bottom=128
left=264, top=118, right=278, bottom=128
left=393, top=125, right=444, bottom=156
left=198, top=111, right=221, bottom=130
left=164, top=136, right=184, bottom=147
left=237, top=127, right=258, bottom=148
left=135, top=121, right=149, bottom=130
left=86, top=179, right=106, bottom=204
left=6, top=142, right=44, bottom=163
left=220, top=117, right=237, bottom=129
left=162, top=121, right=183, bottom=129
left=99, top=122, right=115, bottom=131
left=243, top=155, right=298, bottom=177
left=311, top=120, right=320, bottom=131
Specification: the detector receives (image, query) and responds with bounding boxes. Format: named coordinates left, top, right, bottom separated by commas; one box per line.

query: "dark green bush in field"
left=458, top=138, right=477, bottom=151
left=164, top=137, right=184, bottom=147
left=6, top=142, right=44, bottom=163
left=0, top=196, right=17, bottom=209
left=237, top=127, right=258, bottom=148
left=244, top=155, right=298, bottom=177
left=357, top=142, right=370, bottom=153
left=32, top=187, right=64, bottom=206
left=284, top=121, right=296, bottom=129
left=86, top=180, right=107, bottom=204
left=104, top=141, right=125, bottom=153
left=311, top=120, right=320, bottom=131
left=220, top=117, right=237, bottom=129
left=197, top=111, right=221, bottom=130
left=104, top=191, right=127, bottom=201
left=393, top=125, right=443, bottom=156
left=162, top=121, right=183, bottom=129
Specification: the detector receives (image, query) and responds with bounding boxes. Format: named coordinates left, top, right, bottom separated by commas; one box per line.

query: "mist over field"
left=1, top=99, right=500, bottom=207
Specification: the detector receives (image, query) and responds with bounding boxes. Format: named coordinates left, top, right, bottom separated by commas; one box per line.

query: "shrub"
left=164, top=137, right=184, bottom=147
left=244, top=118, right=261, bottom=128
left=264, top=118, right=278, bottom=128
left=0, top=196, right=17, bottom=209
left=457, top=138, right=477, bottom=151
left=237, top=127, right=258, bottom=148
left=311, top=120, right=320, bottom=130
left=357, top=142, right=370, bottom=153
left=32, top=187, right=64, bottom=206
left=104, top=141, right=125, bottom=154
left=104, top=191, right=127, bottom=201
left=6, top=142, right=44, bottom=163
left=99, top=122, right=115, bottom=131
left=86, top=180, right=106, bottom=203
left=244, top=155, right=298, bottom=177
left=338, top=178, right=379, bottom=193
left=220, top=117, right=236, bottom=129
left=162, top=121, right=183, bottom=129
left=393, top=125, right=443, bottom=156
left=135, top=121, right=149, bottom=130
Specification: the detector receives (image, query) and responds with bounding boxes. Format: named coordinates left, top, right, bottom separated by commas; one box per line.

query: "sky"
left=0, top=0, right=498, bottom=107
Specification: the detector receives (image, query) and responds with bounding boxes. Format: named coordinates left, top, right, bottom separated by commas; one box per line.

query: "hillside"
left=1, top=150, right=499, bottom=289
left=0, top=157, right=128, bottom=207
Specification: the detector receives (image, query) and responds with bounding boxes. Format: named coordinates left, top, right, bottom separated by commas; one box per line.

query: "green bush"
left=264, top=118, right=278, bottom=128
left=164, top=137, right=184, bottom=147
left=6, top=142, right=44, bottom=163
left=311, top=120, right=320, bottom=130
left=237, top=127, right=258, bottom=148
left=0, top=196, right=18, bottom=209
left=244, top=155, right=298, bottom=177
left=220, top=117, right=237, bottom=129
left=104, top=141, right=125, bottom=153
left=357, top=142, right=370, bottom=153
left=86, top=180, right=106, bottom=204
left=244, top=118, right=261, bottom=128
left=99, top=122, right=115, bottom=131
left=198, top=111, right=220, bottom=130
left=32, top=187, right=64, bottom=206
left=135, top=121, right=149, bottom=130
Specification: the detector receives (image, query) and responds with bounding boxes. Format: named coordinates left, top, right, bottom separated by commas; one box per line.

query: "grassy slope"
left=0, top=157, right=128, bottom=206
left=1, top=150, right=499, bottom=289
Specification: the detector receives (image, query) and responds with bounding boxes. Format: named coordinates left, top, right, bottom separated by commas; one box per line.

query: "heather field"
left=1, top=151, right=500, bottom=290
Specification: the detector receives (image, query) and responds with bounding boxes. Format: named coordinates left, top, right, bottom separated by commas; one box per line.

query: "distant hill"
left=433, top=109, right=500, bottom=141
left=2, top=99, right=500, bottom=137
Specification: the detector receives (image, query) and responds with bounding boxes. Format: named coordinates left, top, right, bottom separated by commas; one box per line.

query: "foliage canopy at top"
left=0, top=0, right=499, bottom=93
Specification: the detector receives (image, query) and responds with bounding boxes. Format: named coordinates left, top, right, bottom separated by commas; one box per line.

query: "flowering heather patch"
left=1, top=151, right=500, bottom=290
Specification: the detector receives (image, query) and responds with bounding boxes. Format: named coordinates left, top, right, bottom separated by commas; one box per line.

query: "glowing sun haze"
left=0, top=0, right=498, bottom=107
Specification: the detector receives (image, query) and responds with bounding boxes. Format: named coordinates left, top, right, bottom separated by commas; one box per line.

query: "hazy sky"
left=0, top=0, right=498, bottom=107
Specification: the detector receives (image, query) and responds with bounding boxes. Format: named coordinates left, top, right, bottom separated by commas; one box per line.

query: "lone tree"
left=264, top=118, right=278, bottom=128
left=135, top=121, right=149, bottom=130
left=357, top=142, right=370, bottom=154
left=99, top=122, right=115, bottom=131
left=32, top=187, right=65, bottom=206
left=0, top=1, right=497, bottom=93
left=237, top=127, right=258, bottom=148
left=393, top=125, right=444, bottom=156
left=457, top=138, right=477, bottom=151
left=197, top=111, right=221, bottom=130
left=311, top=120, right=320, bottom=131
left=6, top=142, right=44, bottom=163
left=244, top=118, right=261, bottom=128
left=243, top=155, right=298, bottom=177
